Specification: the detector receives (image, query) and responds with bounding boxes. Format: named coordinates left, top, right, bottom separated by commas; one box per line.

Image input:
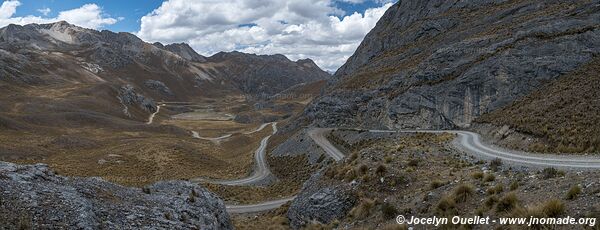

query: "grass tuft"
left=566, top=185, right=582, bottom=200
left=453, top=184, right=474, bottom=203
left=496, top=193, right=519, bottom=213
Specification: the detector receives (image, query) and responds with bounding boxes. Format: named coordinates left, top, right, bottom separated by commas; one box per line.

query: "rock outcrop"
left=144, top=80, right=174, bottom=96
left=0, top=161, right=232, bottom=229
left=304, top=0, right=600, bottom=129
left=287, top=172, right=357, bottom=229
left=117, top=85, right=157, bottom=117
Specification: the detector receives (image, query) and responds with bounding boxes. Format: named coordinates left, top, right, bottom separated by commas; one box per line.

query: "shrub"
left=384, top=155, right=393, bottom=163
left=381, top=202, right=398, bottom=219
left=358, top=164, right=369, bottom=175
left=350, top=199, right=376, bottom=219
left=490, top=158, right=502, bottom=171
left=513, top=199, right=565, bottom=225
left=188, top=192, right=196, bottom=203
left=496, top=193, right=519, bottom=213
left=486, top=184, right=504, bottom=195
left=375, top=164, right=387, bottom=176
left=344, top=169, right=358, bottom=182
left=484, top=195, right=499, bottom=208
left=566, top=185, right=582, bottom=200
left=453, top=184, right=475, bottom=203
left=471, top=171, right=484, bottom=180
left=437, top=196, right=456, bottom=215
left=541, top=168, right=559, bottom=179
left=408, top=158, right=420, bottom=167
left=483, top=174, right=496, bottom=182
left=541, top=199, right=565, bottom=217
left=349, top=152, right=359, bottom=162
left=509, top=181, right=519, bottom=191
left=430, top=180, right=445, bottom=190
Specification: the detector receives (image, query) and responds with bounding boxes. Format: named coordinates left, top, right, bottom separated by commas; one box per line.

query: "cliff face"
left=304, top=0, right=600, bottom=129
left=476, top=57, right=600, bottom=153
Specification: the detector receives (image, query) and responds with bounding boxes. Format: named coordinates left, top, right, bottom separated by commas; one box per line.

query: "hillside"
left=302, top=0, right=600, bottom=129
left=477, top=57, right=600, bottom=153
left=0, top=21, right=329, bottom=127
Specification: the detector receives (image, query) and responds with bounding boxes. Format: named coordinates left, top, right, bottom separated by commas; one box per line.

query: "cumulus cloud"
left=0, top=1, right=117, bottom=29
left=37, top=7, right=51, bottom=16
left=138, top=0, right=393, bottom=71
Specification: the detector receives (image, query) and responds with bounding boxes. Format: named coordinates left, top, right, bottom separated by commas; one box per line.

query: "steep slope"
left=303, top=0, right=600, bottom=129
left=476, top=57, right=600, bottom=153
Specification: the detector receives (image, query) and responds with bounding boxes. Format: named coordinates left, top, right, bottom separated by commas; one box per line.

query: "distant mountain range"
left=0, top=21, right=329, bottom=124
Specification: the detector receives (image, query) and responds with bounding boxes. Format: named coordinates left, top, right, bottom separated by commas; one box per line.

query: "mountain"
left=0, top=21, right=329, bottom=126
left=302, top=0, right=600, bottom=130
left=158, top=42, right=208, bottom=62
left=206, top=51, right=330, bottom=96
left=476, top=57, right=600, bottom=153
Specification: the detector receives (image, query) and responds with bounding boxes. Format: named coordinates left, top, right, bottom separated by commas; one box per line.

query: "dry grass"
left=496, top=193, right=519, bottom=213
left=478, top=58, right=600, bottom=153
left=350, top=199, right=376, bottom=219
left=436, top=196, right=457, bottom=215
left=453, top=184, right=475, bottom=203
left=566, top=185, right=582, bottom=200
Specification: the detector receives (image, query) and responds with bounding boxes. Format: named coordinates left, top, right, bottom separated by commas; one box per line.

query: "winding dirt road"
left=191, top=122, right=275, bottom=143
left=307, top=128, right=345, bottom=161
left=369, top=129, right=600, bottom=169
left=146, top=104, right=163, bottom=125
left=224, top=128, right=600, bottom=213
left=226, top=197, right=296, bottom=214
left=190, top=123, right=278, bottom=186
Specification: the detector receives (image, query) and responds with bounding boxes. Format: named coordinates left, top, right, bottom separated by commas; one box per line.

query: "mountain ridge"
left=301, top=0, right=600, bottom=130
left=0, top=21, right=329, bottom=125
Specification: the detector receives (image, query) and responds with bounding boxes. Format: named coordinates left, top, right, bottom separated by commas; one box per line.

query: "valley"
left=2, top=0, right=600, bottom=229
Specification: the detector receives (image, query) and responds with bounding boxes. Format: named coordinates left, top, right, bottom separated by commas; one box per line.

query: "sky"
left=0, top=0, right=396, bottom=71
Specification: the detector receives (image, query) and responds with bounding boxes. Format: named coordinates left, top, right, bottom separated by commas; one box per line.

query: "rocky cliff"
left=304, top=0, right=600, bottom=129
left=0, top=161, right=232, bottom=229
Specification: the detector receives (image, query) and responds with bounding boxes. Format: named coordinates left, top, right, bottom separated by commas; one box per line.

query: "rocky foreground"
left=0, top=162, right=232, bottom=229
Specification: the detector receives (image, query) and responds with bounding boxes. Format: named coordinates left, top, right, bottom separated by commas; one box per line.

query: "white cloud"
left=56, top=4, right=117, bottom=29
left=0, top=1, right=117, bottom=29
left=138, top=0, right=393, bottom=71
left=37, top=7, right=51, bottom=16
left=0, top=0, right=20, bottom=19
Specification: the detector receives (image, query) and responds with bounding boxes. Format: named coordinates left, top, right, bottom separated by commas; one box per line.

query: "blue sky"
left=9, top=0, right=389, bottom=32
left=9, top=0, right=163, bottom=32
left=2, top=0, right=396, bottom=71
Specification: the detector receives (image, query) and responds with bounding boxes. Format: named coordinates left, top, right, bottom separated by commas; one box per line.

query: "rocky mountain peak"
left=296, top=58, right=320, bottom=69
left=164, top=42, right=207, bottom=62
